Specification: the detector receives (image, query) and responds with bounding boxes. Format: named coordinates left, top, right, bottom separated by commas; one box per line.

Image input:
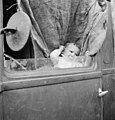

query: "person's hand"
left=59, top=45, right=64, bottom=51
left=50, top=46, right=64, bottom=65
left=84, top=51, right=92, bottom=67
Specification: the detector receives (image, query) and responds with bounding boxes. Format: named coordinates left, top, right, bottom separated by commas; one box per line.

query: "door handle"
left=98, top=88, right=108, bottom=97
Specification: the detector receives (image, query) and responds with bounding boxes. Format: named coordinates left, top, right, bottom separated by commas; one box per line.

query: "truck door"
left=1, top=59, right=102, bottom=120
left=101, top=1, right=115, bottom=120
left=0, top=0, right=114, bottom=120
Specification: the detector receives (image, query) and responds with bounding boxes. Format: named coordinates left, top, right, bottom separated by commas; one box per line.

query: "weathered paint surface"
left=0, top=0, right=3, bottom=119
left=101, top=2, right=115, bottom=120
left=103, top=75, right=115, bottom=120
left=0, top=95, right=3, bottom=120
left=3, top=79, right=101, bottom=120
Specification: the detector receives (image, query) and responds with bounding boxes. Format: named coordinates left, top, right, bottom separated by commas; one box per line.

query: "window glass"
left=3, top=0, right=108, bottom=72
left=4, top=58, right=53, bottom=71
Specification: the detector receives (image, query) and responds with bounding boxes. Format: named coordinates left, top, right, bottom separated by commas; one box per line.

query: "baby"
left=50, top=42, right=91, bottom=68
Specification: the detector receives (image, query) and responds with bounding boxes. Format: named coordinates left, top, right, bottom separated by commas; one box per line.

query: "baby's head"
left=63, top=42, right=81, bottom=61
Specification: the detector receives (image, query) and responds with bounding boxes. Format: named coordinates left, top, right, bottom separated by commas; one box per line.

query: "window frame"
left=2, top=0, right=100, bottom=81
left=3, top=56, right=98, bottom=80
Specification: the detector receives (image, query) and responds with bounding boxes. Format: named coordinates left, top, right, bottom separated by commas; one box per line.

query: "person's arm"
left=84, top=51, right=92, bottom=67
left=50, top=46, right=64, bottom=65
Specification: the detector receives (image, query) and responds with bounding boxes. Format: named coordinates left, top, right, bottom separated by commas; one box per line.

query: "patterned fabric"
left=21, top=0, right=108, bottom=57
left=81, top=0, right=108, bottom=55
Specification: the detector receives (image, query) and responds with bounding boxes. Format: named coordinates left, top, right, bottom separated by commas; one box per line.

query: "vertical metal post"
left=0, top=0, right=3, bottom=119
left=0, top=0, right=4, bottom=82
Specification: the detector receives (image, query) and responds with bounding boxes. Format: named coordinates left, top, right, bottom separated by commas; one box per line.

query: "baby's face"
left=63, top=43, right=80, bottom=61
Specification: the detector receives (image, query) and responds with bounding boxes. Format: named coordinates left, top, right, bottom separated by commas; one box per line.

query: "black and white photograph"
left=0, top=0, right=115, bottom=120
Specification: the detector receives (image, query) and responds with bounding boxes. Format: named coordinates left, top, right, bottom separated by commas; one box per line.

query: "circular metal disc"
left=6, top=11, right=31, bottom=51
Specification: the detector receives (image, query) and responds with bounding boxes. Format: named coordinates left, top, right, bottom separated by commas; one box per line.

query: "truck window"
left=3, top=0, right=108, bottom=74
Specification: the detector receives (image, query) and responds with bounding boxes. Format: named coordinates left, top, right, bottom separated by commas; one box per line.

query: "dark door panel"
left=103, top=75, right=115, bottom=120
left=0, top=95, right=3, bottom=120
left=3, top=78, right=101, bottom=120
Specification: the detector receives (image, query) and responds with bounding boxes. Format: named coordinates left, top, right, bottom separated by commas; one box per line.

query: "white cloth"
left=54, top=56, right=83, bottom=68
